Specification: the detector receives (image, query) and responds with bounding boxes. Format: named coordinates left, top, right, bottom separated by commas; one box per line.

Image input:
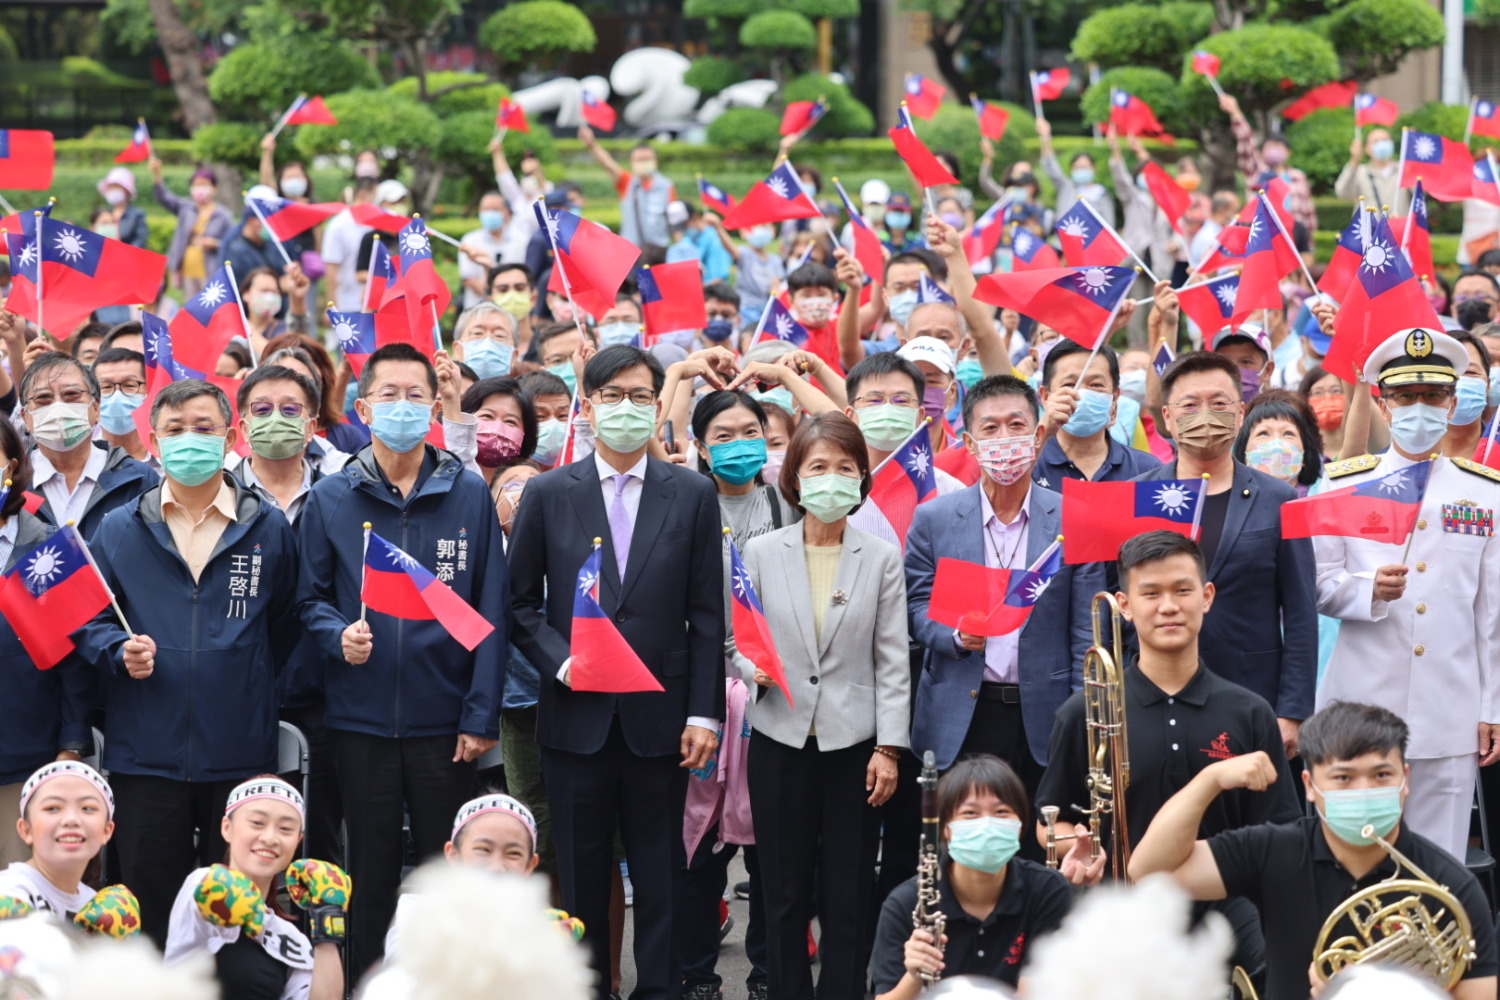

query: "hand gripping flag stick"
left=69, top=519, right=134, bottom=635
left=1398, top=456, right=1439, bottom=566
left=244, top=194, right=296, bottom=270
left=534, top=198, right=590, bottom=344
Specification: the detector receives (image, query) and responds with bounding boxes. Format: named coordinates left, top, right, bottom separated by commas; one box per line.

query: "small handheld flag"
left=974, top=265, right=1135, bottom=350
left=780, top=98, right=828, bottom=137
left=496, top=96, right=529, bottom=133
left=721, top=162, right=821, bottom=231
left=866, top=420, right=939, bottom=550
left=1061, top=478, right=1206, bottom=564
left=283, top=95, right=338, bottom=126
left=1191, top=51, right=1221, bottom=78
left=0, top=525, right=113, bottom=670
left=888, top=106, right=959, bottom=189
left=697, top=176, right=736, bottom=217
left=535, top=201, right=642, bottom=319
left=726, top=530, right=792, bottom=706
left=1354, top=92, right=1398, bottom=128
left=361, top=532, right=495, bottom=651
left=0, top=130, right=56, bottom=191
left=1399, top=129, right=1475, bottom=202
left=1029, top=69, right=1071, bottom=105
left=580, top=91, right=617, bottom=132
left=926, top=537, right=1063, bottom=637
left=114, top=120, right=151, bottom=164
left=754, top=298, right=810, bottom=348
left=1470, top=98, right=1500, bottom=142
left=638, top=260, right=707, bottom=338
left=1281, top=458, right=1432, bottom=544
left=903, top=75, right=947, bottom=119
left=569, top=540, right=664, bottom=693
left=969, top=95, right=1010, bottom=141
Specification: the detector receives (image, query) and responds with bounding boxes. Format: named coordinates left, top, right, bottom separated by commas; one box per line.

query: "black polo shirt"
left=1210, top=815, right=1498, bottom=1000
left=1037, top=661, right=1299, bottom=857
left=871, top=860, right=1072, bottom=992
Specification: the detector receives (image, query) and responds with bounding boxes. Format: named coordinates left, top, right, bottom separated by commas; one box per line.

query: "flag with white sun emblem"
left=974, top=265, right=1134, bottom=350
left=1399, top=129, right=1474, bottom=202
left=999, top=538, right=1063, bottom=623
left=720, top=161, right=821, bottom=231
left=326, top=309, right=376, bottom=373
left=1061, top=478, right=1206, bottom=564
left=1175, top=272, right=1261, bottom=338
left=867, top=423, right=939, bottom=551
left=1282, top=457, right=1433, bottom=544
left=393, top=216, right=450, bottom=346
left=565, top=543, right=663, bottom=693
left=0, top=524, right=112, bottom=669
left=1388, top=180, right=1434, bottom=282
left=535, top=201, right=642, bottom=318
left=1055, top=200, right=1129, bottom=268
left=168, top=263, right=244, bottom=372
left=1324, top=210, right=1441, bottom=383
left=1236, top=195, right=1302, bottom=312
left=361, top=531, right=494, bottom=651
left=752, top=298, right=809, bottom=348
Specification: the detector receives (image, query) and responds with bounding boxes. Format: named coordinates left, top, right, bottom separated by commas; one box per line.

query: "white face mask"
left=975, top=433, right=1035, bottom=486
left=29, top=400, right=94, bottom=451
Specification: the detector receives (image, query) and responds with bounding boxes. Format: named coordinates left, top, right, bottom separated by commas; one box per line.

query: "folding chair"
left=278, top=722, right=312, bottom=857
left=1468, top=777, right=1497, bottom=909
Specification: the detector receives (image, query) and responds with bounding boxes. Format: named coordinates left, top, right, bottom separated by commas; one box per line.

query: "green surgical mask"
left=798, top=472, right=862, bottom=523
left=159, top=433, right=226, bottom=487
left=856, top=403, right=919, bottom=450
left=246, top=413, right=308, bottom=461
left=548, top=362, right=577, bottom=396
left=593, top=399, right=656, bottom=452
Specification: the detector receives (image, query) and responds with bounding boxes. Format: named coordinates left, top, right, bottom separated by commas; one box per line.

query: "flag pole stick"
left=869, top=417, right=933, bottom=477
left=1398, top=455, right=1439, bottom=566
left=70, top=521, right=134, bottom=635
left=1189, top=473, right=1210, bottom=541
left=245, top=194, right=296, bottom=269
left=360, top=522, right=371, bottom=624
left=1207, top=74, right=1225, bottom=99
left=0, top=193, right=15, bottom=215
left=268, top=94, right=300, bottom=141
left=535, top=198, right=589, bottom=342
left=34, top=209, right=44, bottom=342
left=1465, top=99, right=1475, bottom=147
left=222, top=260, right=258, bottom=368
left=430, top=299, right=443, bottom=356
left=1030, top=74, right=1043, bottom=122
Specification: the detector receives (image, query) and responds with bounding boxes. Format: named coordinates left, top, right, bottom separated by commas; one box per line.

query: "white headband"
left=19, top=761, right=114, bottom=819
left=451, top=794, right=537, bottom=847
left=224, top=777, right=305, bottom=822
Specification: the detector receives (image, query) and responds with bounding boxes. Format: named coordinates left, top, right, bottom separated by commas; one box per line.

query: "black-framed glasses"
left=590, top=387, right=657, bottom=406
left=248, top=401, right=309, bottom=419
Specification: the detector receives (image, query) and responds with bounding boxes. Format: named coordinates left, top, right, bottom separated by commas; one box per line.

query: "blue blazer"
left=905, top=483, right=1103, bottom=768
left=1133, top=460, right=1317, bottom=720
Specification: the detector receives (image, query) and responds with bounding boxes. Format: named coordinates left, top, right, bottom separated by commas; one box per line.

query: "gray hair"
left=19, top=351, right=100, bottom=404
left=908, top=300, right=969, bottom=338
left=455, top=301, right=516, bottom=341
left=150, top=379, right=232, bottom=429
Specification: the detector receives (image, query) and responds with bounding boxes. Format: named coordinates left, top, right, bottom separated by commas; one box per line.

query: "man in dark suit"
left=508, top=344, right=725, bottom=1000
left=1133, top=351, right=1317, bottom=757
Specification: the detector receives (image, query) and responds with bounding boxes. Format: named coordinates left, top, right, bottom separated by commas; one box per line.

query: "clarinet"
left=912, top=750, right=946, bottom=987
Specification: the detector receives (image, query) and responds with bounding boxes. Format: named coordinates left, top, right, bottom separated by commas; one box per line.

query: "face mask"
left=98, top=391, right=145, bottom=436
left=703, top=318, right=735, bottom=343
left=1263, top=147, right=1288, bottom=167
left=462, top=338, right=515, bottom=380
left=746, top=227, right=774, bottom=249
left=975, top=433, right=1035, bottom=486
left=355, top=162, right=380, bottom=179
left=1177, top=174, right=1201, bottom=192
left=593, top=399, right=656, bottom=452
left=753, top=387, right=796, bottom=415
left=251, top=291, right=282, bottom=317
left=659, top=330, right=698, bottom=351
left=158, top=433, right=226, bottom=487
left=798, top=472, right=863, bottom=523
left=794, top=296, right=835, bottom=328
left=246, top=413, right=308, bottom=461
left=1490, top=368, right=1500, bottom=408
left=761, top=447, right=787, bottom=485
left=922, top=385, right=949, bottom=421
left=479, top=209, right=506, bottom=233
left=547, top=362, right=577, bottom=396
left=1119, top=369, right=1147, bottom=403
left=1239, top=366, right=1262, bottom=404
left=532, top=418, right=568, bottom=466
left=386, top=202, right=410, bottom=216
left=103, top=188, right=126, bottom=206
left=492, top=290, right=532, bottom=319
left=1426, top=292, right=1448, bottom=314
left=956, top=359, right=983, bottom=390
left=887, top=290, right=919, bottom=328
left=1370, top=139, right=1395, bottom=161
left=1004, top=186, right=1029, bottom=205
left=857, top=402, right=919, bottom=450
left=1387, top=401, right=1450, bottom=454
left=96, top=223, right=119, bottom=240
left=940, top=212, right=964, bottom=228
left=29, top=401, right=94, bottom=451
left=1451, top=375, right=1488, bottom=426
left=1070, top=167, right=1095, bottom=186
left=1315, top=781, right=1405, bottom=846
left=885, top=211, right=912, bottom=230
left=708, top=438, right=767, bottom=486
left=801, top=179, right=819, bottom=198
left=1062, top=387, right=1113, bottom=437
left=1309, top=394, right=1345, bottom=431
left=632, top=158, right=657, bottom=178
left=368, top=400, right=432, bottom=453
left=280, top=176, right=308, bottom=198
left=1172, top=409, right=1237, bottom=454
left=1246, top=437, right=1303, bottom=482
left=596, top=321, right=638, bottom=347
left=475, top=420, right=524, bottom=468
left=190, top=186, right=215, bottom=205
left=946, top=817, right=1022, bottom=874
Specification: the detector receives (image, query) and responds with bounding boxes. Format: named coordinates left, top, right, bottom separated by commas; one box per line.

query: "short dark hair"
left=705, top=282, right=740, bottom=309
left=1234, top=391, right=1324, bottom=488
left=69, top=322, right=110, bottom=358
left=1477, top=249, right=1500, bottom=271
left=460, top=375, right=538, bottom=463
left=535, top=321, right=584, bottom=357
left=1159, top=350, right=1240, bottom=403
left=20, top=352, right=99, bottom=404
left=1118, top=530, right=1206, bottom=589
left=0, top=418, right=31, bottom=520
left=219, top=340, right=253, bottom=374
left=487, top=262, right=535, bottom=288
left=517, top=369, right=570, bottom=398
left=99, top=321, right=143, bottom=352
left=1455, top=269, right=1500, bottom=296
left=237, top=364, right=321, bottom=415
left=92, top=347, right=144, bottom=373
left=937, top=754, right=1031, bottom=828
left=885, top=249, right=948, bottom=284
left=778, top=412, right=871, bottom=514
left=788, top=262, right=837, bottom=295
left=1299, top=701, right=1409, bottom=769
left=691, top=390, right=768, bottom=484
left=1451, top=329, right=1495, bottom=370
left=845, top=352, right=924, bottom=404
left=582, top=344, right=665, bottom=396
left=1297, top=365, right=1333, bottom=399
left=358, top=343, right=438, bottom=399
left=151, top=378, right=231, bottom=429
left=962, top=374, right=1038, bottom=432
left=1042, top=339, right=1120, bottom=391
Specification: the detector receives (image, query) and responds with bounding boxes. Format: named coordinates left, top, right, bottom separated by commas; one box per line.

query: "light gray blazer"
left=734, top=523, right=910, bottom=752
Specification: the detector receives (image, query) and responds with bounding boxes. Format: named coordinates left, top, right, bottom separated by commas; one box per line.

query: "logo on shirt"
left=1004, top=933, right=1026, bottom=966
left=226, top=550, right=264, bottom=620
left=1201, top=731, right=1237, bottom=761
left=435, top=531, right=470, bottom=582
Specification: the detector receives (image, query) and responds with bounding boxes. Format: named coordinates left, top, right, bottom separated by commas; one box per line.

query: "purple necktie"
left=608, top=473, right=633, bottom=581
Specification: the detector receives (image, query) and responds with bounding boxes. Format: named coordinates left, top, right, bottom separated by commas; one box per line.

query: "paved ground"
left=619, top=852, right=758, bottom=1000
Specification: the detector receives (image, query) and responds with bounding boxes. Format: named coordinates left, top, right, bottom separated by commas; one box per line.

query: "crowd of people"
left=3, top=97, right=1500, bottom=1000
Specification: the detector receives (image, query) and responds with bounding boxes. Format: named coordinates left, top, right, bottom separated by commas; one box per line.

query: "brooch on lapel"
left=831, top=589, right=848, bottom=606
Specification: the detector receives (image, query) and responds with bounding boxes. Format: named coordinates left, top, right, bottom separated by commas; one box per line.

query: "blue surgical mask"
left=707, top=438, right=767, bottom=486
left=1004, top=186, right=1029, bottom=205
left=532, top=417, right=568, bottom=466
left=1119, top=369, right=1147, bottom=402
left=1314, top=781, right=1405, bottom=847
left=547, top=362, right=577, bottom=396
left=368, top=400, right=432, bottom=453
left=479, top=209, right=506, bottom=233
left=955, top=359, right=983, bottom=389
left=885, top=211, right=912, bottom=230
left=659, top=330, right=698, bottom=350
left=946, top=817, right=1022, bottom=874
left=98, top=391, right=146, bottom=435
left=1062, top=387, right=1113, bottom=437
left=887, top=289, right=919, bottom=328
left=597, top=321, right=639, bottom=347
left=1451, top=375, right=1488, bottom=426
left=752, top=387, right=795, bottom=415
left=1370, top=139, right=1395, bottom=162
left=703, top=318, right=734, bottom=343
left=1490, top=367, right=1500, bottom=408
left=1070, top=167, right=1095, bottom=186
left=746, top=227, right=774, bottom=249
left=462, top=338, right=514, bottom=380
left=1388, top=401, right=1450, bottom=455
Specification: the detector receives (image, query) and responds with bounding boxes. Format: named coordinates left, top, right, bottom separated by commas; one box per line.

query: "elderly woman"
left=737, top=411, right=911, bottom=1000
left=150, top=158, right=233, bottom=299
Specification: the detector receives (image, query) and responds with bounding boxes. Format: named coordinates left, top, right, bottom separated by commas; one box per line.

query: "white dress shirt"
left=0, top=515, right=19, bottom=571
left=32, top=444, right=108, bottom=528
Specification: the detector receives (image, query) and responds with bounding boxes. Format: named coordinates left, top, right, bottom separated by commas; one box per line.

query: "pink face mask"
left=476, top=420, right=524, bottom=468
left=975, top=434, right=1035, bottom=486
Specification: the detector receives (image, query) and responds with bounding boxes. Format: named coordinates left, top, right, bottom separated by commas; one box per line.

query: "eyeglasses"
left=1168, top=397, right=1237, bottom=415
left=156, top=423, right=225, bottom=438
left=590, top=387, right=657, bottom=406
left=98, top=380, right=146, bottom=396
left=366, top=388, right=434, bottom=405
left=1453, top=294, right=1497, bottom=305
left=248, top=401, right=309, bottom=419
left=853, top=393, right=919, bottom=408
left=1383, top=388, right=1454, bottom=408
left=25, top=388, right=91, bottom=407
left=492, top=282, right=531, bottom=294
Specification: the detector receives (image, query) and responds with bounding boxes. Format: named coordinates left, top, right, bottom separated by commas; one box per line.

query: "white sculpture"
left=611, top=48, right=700, bottom=127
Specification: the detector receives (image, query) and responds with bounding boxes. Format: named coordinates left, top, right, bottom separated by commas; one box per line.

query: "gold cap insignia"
left=1405, top=329, right=1434, bottom=359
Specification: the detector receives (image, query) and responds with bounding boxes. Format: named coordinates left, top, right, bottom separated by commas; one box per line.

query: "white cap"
left=375, top=179, right=410, bottom=205
left=666, top=200, right=690, bottom=227
left=859, top=179, right=891, bottom=206
left=898, top=336, right=956, bottom=375
left=244, top=184, right=279, bottom=204
left=1362, top=327, right=1467, bottom=387
left=1210, top=322, right=1271, bottom=356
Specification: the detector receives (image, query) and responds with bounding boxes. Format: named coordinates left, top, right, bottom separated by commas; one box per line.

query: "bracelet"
left=873, top=745, right=900, bottom=760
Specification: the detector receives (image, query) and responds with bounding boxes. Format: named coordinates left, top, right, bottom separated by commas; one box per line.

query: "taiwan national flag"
left=962, top=198, right=1007, bottom=267
left=114, top=120, right=150, bottom=164
left=867, top=425, right=938, bottom=551
left=361, top=532, right=495, bottom=650
left=165, top=263, right=244, bottom=373
left=697, top=177, right=735, bottom=217
left=833, top=177, right=884, bottom=286
left=0, top=202, right=50, bottom=257
left=754, top=298, right=810, bottom=347
left=580, top=91, right=617, bottom=132
left=1472, top=155, right=1500, bottom=208
left=246, top=196, right=346, bottom=242
left=1317, top=204, right=1364, bottom=298
left=1196, top=223, right=1251, bottom=275
left=1235, top=196, right=1302, bottom=312
left=568, top=544, right=663, bottom=693
left=1399, top=129, right=1474, bottom=202
left=1060, top=477, right=1205, bottom=564
left=917, top=272, right=955, bottom=305
left=495, top=96, right=529, bottom=132
left=350, top=203, right=411, bottom=235
left=283, top=95, right=338, bottom=126
left=393, top=216, right=451, bottom=337
left=1109, top=89, right=1167, bottom=138
left=926, top=539, right=1064, bottom=637
left=1281, top=458, right=1432, bottom=544
left=537, top=202, right=642, bottom=318
left=327, top=309, right=377, bottom=374
left=1176, top=273, right=1259, bottom=337
left=1142, top=161, right=1191, bottom=235
left=3, top=213, right=167, bottom=339
left=1009, top=227, right=1060, bottom=271
left=364, top=239, right=401, bottom=310
left=0, top=525, right=112, bottom=670
left=0, top=130, right=55, bottom=190
left=1191, top=51, right=1221, bottom=77
left=1055, top=200, right=1130, bottom=268
left=1354, top=93, right=1398, bottom=127
left=974, top=266, right=1135, bottom=350
left=1281, top=80, right=1357, bottom=122
left=780, top=98, right=828, bottom=137
left=721, top=161, right=821, bottom=231
left=903, top=74, right=947, bottom=119
left=638, top=260, right=706, bottom=339
left=728, top=538, right=792, bottom=706
left=1030, top=69, right=1070, bottom=102
left=970, top=96, right=1010, bottom=141
left=1388, top=179, right=1434, bottom=282
left=1324, top=211, right=1441, bottom=382
left=1472, top=98, right=1500, bottom=141
left=136, top=310, right=244, bottom=451
left=888, top=106, right=959, bottom=188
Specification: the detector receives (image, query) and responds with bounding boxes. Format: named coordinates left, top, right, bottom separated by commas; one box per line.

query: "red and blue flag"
left=1030, top=69, right=1070, bottom=102
left=1399, top=129, right=1474, bottom=202
left=833, top=177, right=884, bottom=287
left=975, top=265, right=1135, bottom=350
left=1282, top=458, right=1432, bottom=544
left=361, top=531, right=494, bottom=651
left=580, top=91, right=617, bottom=132
left=328, top=308, right=377, bottom=374
left=496, top=96, right=529, bottom=132
left=1142, top=161, right=1191, bottom=235
left=0, top=130, right=55, bottom=190
left=283, top=95, right=338, bottom=126
left=754, top=298, right=810, bottom=347
left=393, top=216, right=452, bottom=341
left=728, top=537, right=792, bottom=705
left=350, top=203, right=410, bottom=235
left=247, top=196, right=345, bottom=242
left=1176, top=273, right=1260, bottom=337
left=1008, top=226, right=1060, bottom=271
left=1235, top=195, right=1302, bottom=312
left=638, top=260, right=706, bottom=339
left=780, top=98, right=828, bottom=137
left=568, top=543, right=663, bottom=693
left=1109, top=88, right=1167, bottom=138
left=903, top=75, right=947, bottom=119
left=1388, top=179, right=1434, bottom=282
left=1472, top=98, right=1500, bottom=141
left=1061, top=477, right=1205, bottom=564
left=0, top=524, right=112, bottom=669
left=721, top=161, right=821, bottom=231
left=889, top=106, right=959, bottom=189
left=1324, top=211, right=1441, bottom=382
left=167, top=263, right=244, bottom=373
left=1471, top=155, right=1500, bottom=208
left=867, top=424, right=938, bottom=551
left=114, top=120, right=150, bottom=164
left=536, top=202, right=641, bottom=318
left=969, top=96, right=1010, bottom=141
left=1191, top=51, right=1220, bottom=77
left=917, top=272, right=955, bottom=306
left=1055, top=200, right=1130, bottom=267
left=1354, top=93, right=1398, bottom=127
left=1317, top=204, right=1364, bottom=298
left=697, top=177, right=735, bottom=217
left=927, top=539, right=1063, bottom=637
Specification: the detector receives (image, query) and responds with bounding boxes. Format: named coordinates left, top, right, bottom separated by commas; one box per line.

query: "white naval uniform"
left=1314, top=451, right=1500, bottom=859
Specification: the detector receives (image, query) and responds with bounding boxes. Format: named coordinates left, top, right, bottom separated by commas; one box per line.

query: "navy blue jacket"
left=296, top=445, right=509, bottom=740
left=0, top=513, right=94, bottom=784
left=33, top=442, right=159, bottom=541
left=73, top=476, right=299, bottom=782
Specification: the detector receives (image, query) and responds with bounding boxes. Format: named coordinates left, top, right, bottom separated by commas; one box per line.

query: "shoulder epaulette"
left=1451, top=456, right=1500, bottom=483
left=1324, top=455, right=1379, bottom=479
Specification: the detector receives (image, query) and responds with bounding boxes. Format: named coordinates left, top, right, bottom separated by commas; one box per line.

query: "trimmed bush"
left=782, top=72, right=874, bottom=138
left=740, top=10, right=817, bottom=51
left=705, top=107, right=783, bottom=153
left=481, top=1, right=597, bottom=68
left=683, top=57, right=745, bottom=97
